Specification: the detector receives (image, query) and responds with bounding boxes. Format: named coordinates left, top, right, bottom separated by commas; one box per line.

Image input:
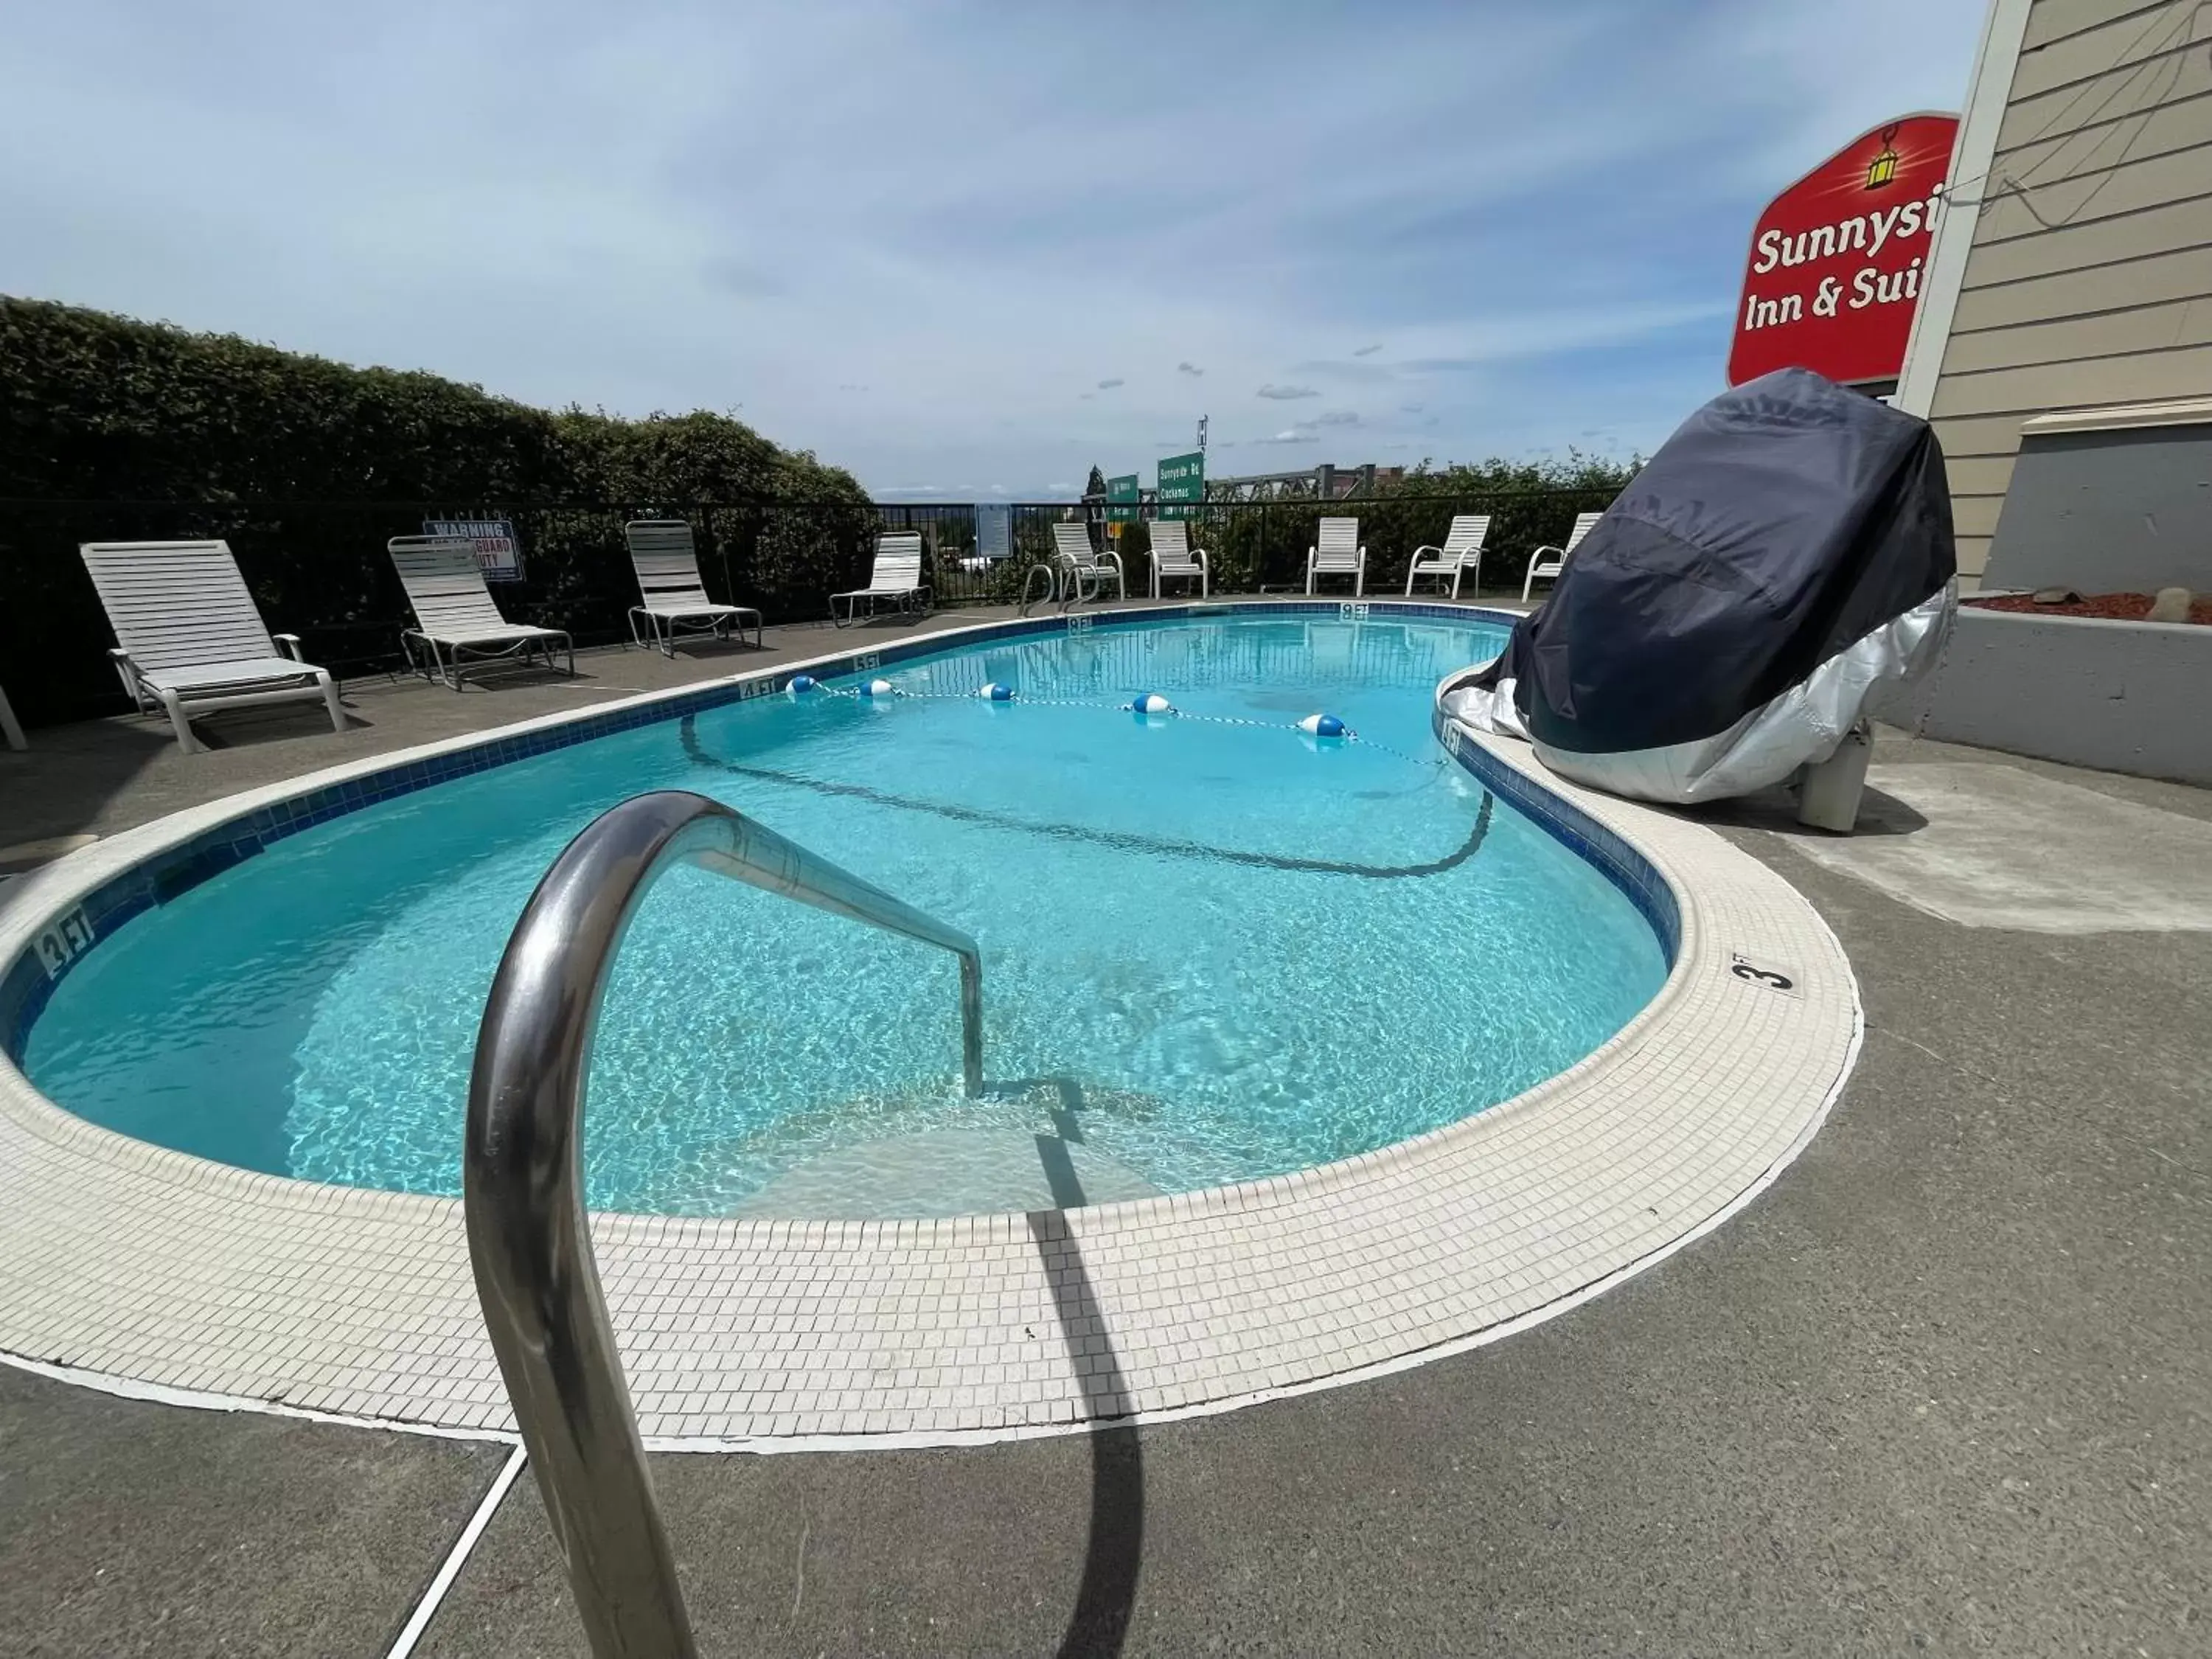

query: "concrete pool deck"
left=2, top=612, right=2208, bottom=1653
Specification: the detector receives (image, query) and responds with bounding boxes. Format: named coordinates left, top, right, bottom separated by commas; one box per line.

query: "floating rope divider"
left=805, top=676, right=1447, bottom=768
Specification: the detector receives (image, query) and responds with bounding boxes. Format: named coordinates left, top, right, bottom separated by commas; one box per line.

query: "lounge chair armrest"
left=1192, top=549, right=1209, bottom=568
left=1099, top=551, right=1124, bottom=573
left=108, top=647, right=149, bottom=708
left=272, top=632, right=305, bottom=661
left=1528, top=543, right=1565, bottom=560
left=1412, top=543, right=1444, bottom=560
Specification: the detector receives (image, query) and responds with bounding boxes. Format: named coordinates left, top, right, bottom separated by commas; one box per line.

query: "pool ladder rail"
left=462, top=789, right=985, bottom=1657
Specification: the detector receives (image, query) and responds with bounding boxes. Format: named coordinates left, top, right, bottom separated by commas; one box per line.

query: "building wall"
left=1905, top=0, right=2212, bottom=582
left=1984, top=410, right=2212, bottom=590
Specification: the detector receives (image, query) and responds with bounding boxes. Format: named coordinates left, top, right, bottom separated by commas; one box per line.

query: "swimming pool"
left=15, top=611, right=1667, bottom=1218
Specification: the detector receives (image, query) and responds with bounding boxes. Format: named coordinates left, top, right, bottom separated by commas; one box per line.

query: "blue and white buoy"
left=1297, top=712, right=1348, bottom=739
left=1129, top=692, right=1176, bottom=716
left=787, top=673, right=818, bottom=695
left=859, top=678, right=896, bottom=698
left=976, top=682, right=1015, bottom=701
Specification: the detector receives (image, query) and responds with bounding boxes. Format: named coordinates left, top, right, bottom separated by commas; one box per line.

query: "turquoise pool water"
left=21, top=614, right=1667, bottom=1217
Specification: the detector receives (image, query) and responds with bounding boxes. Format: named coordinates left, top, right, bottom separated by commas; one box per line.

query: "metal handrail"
left=1018, top=560, right=1058, bottom=615
left=464, top=790, right=985, bottom=1657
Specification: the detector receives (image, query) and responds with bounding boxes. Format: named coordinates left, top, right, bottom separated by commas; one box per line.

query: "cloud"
left=1256, top=384, right=1318, bottom=400
left=1399, top=403, right=1424, bottom=414
left=700, top=255, right=785, bottom=298
left=0, top=0, right=1988, bottom=495
left=1313, top=410, right=1359, bottom=427
left=1177, top=361, right=1203, bottom=376
left=1256, top=428, right=1312, bottom=444
left=838, top=382, right=868, bottom=392
left=1096, top=377, right=1124, bottom=389
left=1352, top=343, right=1382, bottom=357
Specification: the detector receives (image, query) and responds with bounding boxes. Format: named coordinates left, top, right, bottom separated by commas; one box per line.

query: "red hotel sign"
left=1728, top=112, right=1959, bottom=387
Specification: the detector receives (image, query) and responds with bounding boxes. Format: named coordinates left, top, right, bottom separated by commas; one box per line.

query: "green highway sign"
left=1106, top=473, right=1141, bottom=524
left=1157, top=451, right=1204, bottom=519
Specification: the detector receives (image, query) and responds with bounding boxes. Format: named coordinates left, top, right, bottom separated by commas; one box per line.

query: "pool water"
left=22, top=614, right=1668, bottom=1217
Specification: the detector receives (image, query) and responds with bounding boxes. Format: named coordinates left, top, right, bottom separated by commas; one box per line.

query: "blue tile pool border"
left=1, top=600, right=1669, bottom=1060
left=1429, top=707, right=1682, bottom=961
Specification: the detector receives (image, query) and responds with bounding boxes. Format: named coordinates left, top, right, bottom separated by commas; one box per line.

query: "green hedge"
left=0, top=296, right=880, bottom=723
left=0, top=296, right=872, bottom=504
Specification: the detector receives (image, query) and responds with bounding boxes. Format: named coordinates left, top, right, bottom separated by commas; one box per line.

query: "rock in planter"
left=2148, top=586, right=2194, bottom=623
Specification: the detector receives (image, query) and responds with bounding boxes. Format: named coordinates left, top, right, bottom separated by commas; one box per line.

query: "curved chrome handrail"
left=465, top=790, right=984, bottom=1657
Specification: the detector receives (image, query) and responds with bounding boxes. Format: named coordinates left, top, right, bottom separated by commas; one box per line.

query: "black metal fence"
left=0, top=488, right=1613, bottom=726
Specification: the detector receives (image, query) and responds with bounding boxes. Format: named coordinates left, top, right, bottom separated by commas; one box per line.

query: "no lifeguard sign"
left=1728, top=112, right=1958, bottom=388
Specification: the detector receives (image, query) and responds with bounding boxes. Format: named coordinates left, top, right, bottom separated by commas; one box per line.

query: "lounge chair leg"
left=159, top=688, right=201, bottom=754
left=316, top=670, right=346, bottom=736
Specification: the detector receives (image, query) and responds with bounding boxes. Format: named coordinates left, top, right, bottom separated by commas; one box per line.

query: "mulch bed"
left=1965, top=591, right=2211, bottom=626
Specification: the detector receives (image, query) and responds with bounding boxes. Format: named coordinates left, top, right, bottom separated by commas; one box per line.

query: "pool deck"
left=3, top=600, right=2208, bottom=1655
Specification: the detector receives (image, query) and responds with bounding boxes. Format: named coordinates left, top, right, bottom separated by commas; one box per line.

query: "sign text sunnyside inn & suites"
left=1729, top=112, right=1959, bottom=389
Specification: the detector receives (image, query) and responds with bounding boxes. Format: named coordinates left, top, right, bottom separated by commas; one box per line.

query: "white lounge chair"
left=1405, top=514, right=1491, bottom=599
left=623, top=521, right=762, bottom=655
left=79, top=540, right=346, bottom=754
left=1305, top=517, right=1366, bottom=596
left=832, top=533, right=931, bottom=626
left=1148, top=521, right=1208, bottom=599
left=1523, top=511, right=1602, bottom=602
left=389, top=536, right=573, bottom=689
left=1051, top=521, right=1125, bottom=604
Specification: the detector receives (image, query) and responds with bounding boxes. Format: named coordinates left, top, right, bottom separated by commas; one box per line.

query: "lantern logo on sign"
left=1865, top=123, right=1902, bottom=190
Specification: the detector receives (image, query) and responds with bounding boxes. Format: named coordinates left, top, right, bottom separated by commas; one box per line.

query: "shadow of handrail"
left=1032, top=1130, right=1145, bottom=1658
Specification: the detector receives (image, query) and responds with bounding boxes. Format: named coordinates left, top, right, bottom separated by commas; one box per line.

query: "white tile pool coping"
left=0, top=605, right=1859, bottom=1449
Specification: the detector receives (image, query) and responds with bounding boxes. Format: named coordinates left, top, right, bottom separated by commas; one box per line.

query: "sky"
left=1, top=0, right=1989, bottom=500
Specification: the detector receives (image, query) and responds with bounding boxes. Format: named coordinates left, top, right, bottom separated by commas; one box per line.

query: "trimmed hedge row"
left=0, top=295, right=866, bottom=504
left=1, top=297, right=877, bottom=723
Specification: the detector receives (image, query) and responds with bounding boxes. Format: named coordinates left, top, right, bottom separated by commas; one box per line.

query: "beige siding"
left=1949, top=241, right=2212, bottom=330
left=1925, top=0, right=2212, bottom=579
left=1994, top=86, right=2212, bottom=183
left=2022, top=0, right=2168, bottom=51
left=1949, top=494, right=2011, bottom=542
left=1957, top=192, right=2212, bottom=287
left=1933, top=340, right=2212, bottom=417
left=1975, top=146, right=2212, bottom=243
left=1941, top=295, right=2212, bottom=371
left=1933, top=411, right=2052, bottom=460
left=2007, top=5, right=2205, bottom=100
left=1943, top=455, right=2030, bottom=496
